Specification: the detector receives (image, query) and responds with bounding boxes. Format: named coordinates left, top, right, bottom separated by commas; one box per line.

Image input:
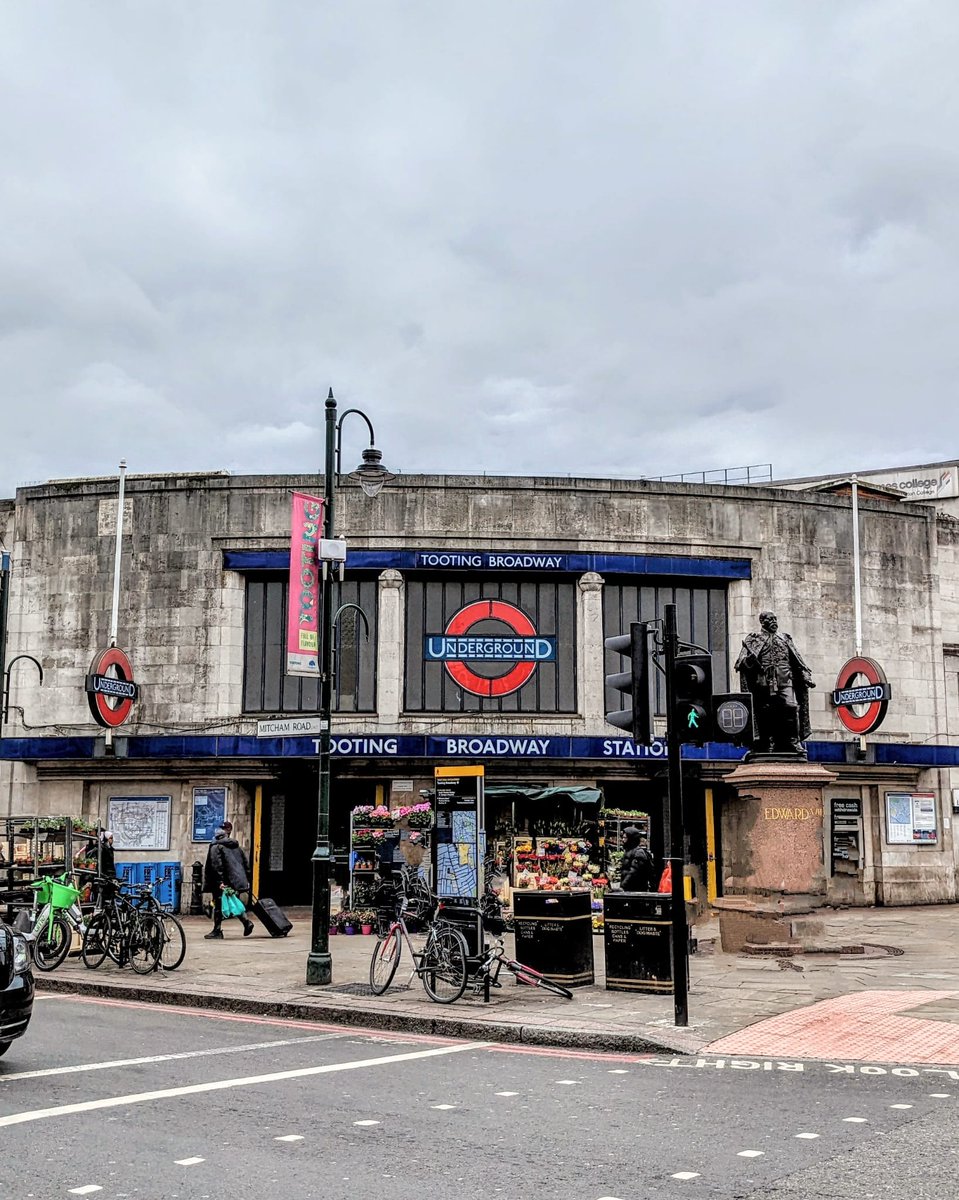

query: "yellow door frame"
left=704, top=786, right=718, bottom=903
left=252, top=784, right=263, bottom=898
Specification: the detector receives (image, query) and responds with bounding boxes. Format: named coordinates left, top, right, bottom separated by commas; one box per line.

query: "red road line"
left=41, top=993, right=458, bottom=1045
left=487, top=1044, right=655, bottom=1064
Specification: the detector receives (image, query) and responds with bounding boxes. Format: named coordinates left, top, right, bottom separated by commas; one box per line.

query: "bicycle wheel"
left=33, top=914, right=72, bottom=972
left=128, top=913, right=163, bottom=974
left=369, top=927, right=402, bottom=994
left=420, top=925, right=468, bottom=1004
left=81, top=912, right=112, bottom=969
left=509, top=961, right=574, bottom=999
left=156, top=913, right=187, bottom=970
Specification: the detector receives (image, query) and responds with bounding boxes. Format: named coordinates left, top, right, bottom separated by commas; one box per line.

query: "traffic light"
left=712, top=693, right=756, bottom=746
left=604, top=621, right=652, bottom=743
left=671, top=651, right=713, bottom=745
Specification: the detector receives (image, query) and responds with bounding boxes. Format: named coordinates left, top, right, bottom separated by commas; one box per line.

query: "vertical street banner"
left=287, top=491, right=324, bottom=677
left=433, top=765, right=484, bottom=906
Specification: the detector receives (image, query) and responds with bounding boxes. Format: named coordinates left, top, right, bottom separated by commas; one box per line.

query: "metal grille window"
left=405, top=577, right=577, bottom=713
left=603, top=582, right=729, bottom=717
left=242, top=575, right=378, bottom=713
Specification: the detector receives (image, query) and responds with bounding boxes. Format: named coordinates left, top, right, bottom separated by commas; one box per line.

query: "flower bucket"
left=361, top=924, right=373, bottom=936
left=343, top=925, right=355, bottom=935
left=329, top=924, right=338, bottom=935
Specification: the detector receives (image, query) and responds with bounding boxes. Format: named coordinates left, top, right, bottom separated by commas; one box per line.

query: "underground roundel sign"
left=85, top=646, right=140, bottom=728
left=831, top=656, right=892, bottom=735
left=425, top=600, right=556, bottom=698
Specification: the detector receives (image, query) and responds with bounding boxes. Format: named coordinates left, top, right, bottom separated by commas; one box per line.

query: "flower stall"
left=346, top=801, right=435, bottom=913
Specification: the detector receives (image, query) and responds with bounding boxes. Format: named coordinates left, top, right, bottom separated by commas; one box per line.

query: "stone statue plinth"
left=721, top=760, right=837, bottom=903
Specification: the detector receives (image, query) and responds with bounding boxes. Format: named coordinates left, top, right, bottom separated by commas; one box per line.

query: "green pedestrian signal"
left=687, top=709, right=700, bottom=729
left=671, top=650, right=713, bottom=746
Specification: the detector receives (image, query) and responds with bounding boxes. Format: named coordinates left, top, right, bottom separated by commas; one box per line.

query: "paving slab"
left=31, top=903, right=959, bottom=1059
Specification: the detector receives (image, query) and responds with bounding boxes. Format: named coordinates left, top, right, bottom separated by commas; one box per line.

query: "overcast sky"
left=1, top=2, right=957, bottom=495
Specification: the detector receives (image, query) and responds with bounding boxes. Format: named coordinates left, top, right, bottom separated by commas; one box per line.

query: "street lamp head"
left=349, top=446, right=395, bottom=498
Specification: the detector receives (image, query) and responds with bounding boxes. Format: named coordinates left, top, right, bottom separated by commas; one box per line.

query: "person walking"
left=203, top=822, right=254, bottom=939
left=618, top=825, right=657, bottom=892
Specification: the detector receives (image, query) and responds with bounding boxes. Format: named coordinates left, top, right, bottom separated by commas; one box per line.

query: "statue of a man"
left=734, top=611, right=815, bottom=756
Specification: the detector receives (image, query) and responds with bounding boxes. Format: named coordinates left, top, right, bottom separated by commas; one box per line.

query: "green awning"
left=483, top=784, right=603, bottom=805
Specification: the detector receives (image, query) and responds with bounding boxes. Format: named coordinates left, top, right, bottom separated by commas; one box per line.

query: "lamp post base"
left=306, top=951, right=333, bottom=986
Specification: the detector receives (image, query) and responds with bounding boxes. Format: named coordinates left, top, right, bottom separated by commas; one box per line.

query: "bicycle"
left=81, top=879, right=163, bottom=974
left=28, top=874, right=83, bottom=972
left=469, top=935, right=574, bottom=1001
left=128, top=883, right=187, bottom=970
left=369, top=872, right=469, bottom=1003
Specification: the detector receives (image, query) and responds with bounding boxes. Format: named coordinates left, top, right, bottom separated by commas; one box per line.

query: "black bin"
left=603, top=891, right=672, bottom=993
left=512, top=889, right=594, bottom=987
left=437, top=903, right=485, bottom=973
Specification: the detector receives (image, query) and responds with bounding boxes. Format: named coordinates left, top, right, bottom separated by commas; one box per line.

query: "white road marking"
left=431, top=1104, right=456, bottom=1110
left=275, top=1135, right=304, bottom=1141
left=737, top=1150, right=764, bottom=1158
left=608, top=1069, right=629, bottom=1075
left=843, top=1117, right=868, bottom=1123
left=671, top=1172, right=700, bottom=1181
left=795, top=1133, right=820, bottom=1139
left=596, top=1195, right=625, bottom=1199
left=0, top=1035, right=343, bottom=1083
left=555, top=1079, right=578, bottom=1085
left=495, top=1091, right=518, bottom=1097
left=930, top=1093, right=951, bottom=1098
left=175, top=1157, right=205, bottom=1166
left=354, top=1120, right=380, bottom=1126
left=0, top=1041, right=489, bottom=1129
left=890, top=1104, right=913, bottom=1110
left=68, top=1189, right=102, bottom=1196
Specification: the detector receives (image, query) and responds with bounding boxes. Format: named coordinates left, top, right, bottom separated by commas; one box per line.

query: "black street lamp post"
left=306, top=388, right=393, bottom=986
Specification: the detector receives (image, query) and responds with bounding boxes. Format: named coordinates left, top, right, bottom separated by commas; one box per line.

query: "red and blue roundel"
left=425, top=600, right=556, bottom=698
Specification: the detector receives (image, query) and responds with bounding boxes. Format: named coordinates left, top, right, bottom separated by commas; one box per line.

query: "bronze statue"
left=734, top=611, right=815, bottom=756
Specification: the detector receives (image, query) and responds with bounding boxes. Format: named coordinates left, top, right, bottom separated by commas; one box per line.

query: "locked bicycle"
left=368, top=871, right=469, bottom=1004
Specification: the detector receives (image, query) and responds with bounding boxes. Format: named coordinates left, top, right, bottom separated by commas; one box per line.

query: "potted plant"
left=357, top=909, right=376, bottom=935
left=393, top=801, right=433, bottom=830
left=338, top=910, right=357, bottom=935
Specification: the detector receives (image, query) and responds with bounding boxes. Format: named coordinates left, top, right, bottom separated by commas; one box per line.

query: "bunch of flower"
left=392, top=801, right=433, bottom=829
left=353, top=804, right=394, bottom=829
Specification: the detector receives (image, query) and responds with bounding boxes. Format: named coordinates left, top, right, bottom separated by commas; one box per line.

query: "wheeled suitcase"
left=251, top=896, right=293, bottom=938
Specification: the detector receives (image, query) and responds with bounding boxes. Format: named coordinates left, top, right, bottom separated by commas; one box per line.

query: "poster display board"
left=192, top=787, right=228, bottom=843
left=433, top=765, right=484, bottom=906
left=885, top=792, right=938, bottom=844
left=107, top=797, right=171, bottom=851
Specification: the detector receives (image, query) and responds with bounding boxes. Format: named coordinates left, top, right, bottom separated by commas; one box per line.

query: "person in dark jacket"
left=618, top=825, right=657, bottom=892
left=203, top=822, right=254, bottom=939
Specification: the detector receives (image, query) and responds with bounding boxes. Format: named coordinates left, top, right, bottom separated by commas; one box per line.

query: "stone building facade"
left=1, top=469, right=957, bottom=908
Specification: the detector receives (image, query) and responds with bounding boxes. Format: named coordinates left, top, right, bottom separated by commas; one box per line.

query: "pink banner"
left=286, top=492, right=324, bottom=677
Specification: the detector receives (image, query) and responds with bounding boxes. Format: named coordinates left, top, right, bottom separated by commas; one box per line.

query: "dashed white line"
left=495, top=1091, right=518, bottom=1097
left=671, top=1172, right=700, bottom=1181
left=68, top=1189, right=102, bottom=1196
left=737, top=1150, right=764, bottom=1158
left=431, top=1104, right=456, bottom=1110
left=608, top=1069, right=629, bottom=1075
left=930, top=1093, right=951, bottom=1098
left=843, top=1117, right=868, bottom=1124
left=175, top=1157, right=205, bottom=1166
left=890, top=1104, right=913, bottom=1110
left=795, top=1132, right=820, bottom=1139
left=555, top=1079, right=578, bottom=1085
left=354, top=1120, right=380, bottom=1126
left=275, top=1135, right=305, bottom=1142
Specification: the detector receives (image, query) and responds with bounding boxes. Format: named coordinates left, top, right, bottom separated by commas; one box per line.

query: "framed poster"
left=107, top=796, right=171, bottom=851
left=885, top=792, right=938, bottom=844
left=192, top=787, right=228, bottom=843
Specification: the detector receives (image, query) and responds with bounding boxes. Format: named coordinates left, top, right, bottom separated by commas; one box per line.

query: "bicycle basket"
left=30, top=877, right=80, bottom=910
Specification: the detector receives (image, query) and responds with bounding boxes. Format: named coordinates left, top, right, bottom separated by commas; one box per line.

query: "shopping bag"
left=221, top=888, right=245, bottom=918
left=657, top=863, right=672, bottom=893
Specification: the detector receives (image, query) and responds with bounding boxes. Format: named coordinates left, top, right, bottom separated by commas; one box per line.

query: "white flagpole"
left=109, top=461, right=127, bottom=648
left=851, top=474, right=863, bottom=655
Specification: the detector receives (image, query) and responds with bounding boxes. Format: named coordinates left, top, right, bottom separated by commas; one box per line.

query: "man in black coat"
left=618, top=826, right=657, bottom=893
left=203, top=822, right=254, bottom=939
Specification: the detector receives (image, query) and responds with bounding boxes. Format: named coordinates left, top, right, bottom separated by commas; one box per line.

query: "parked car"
left=0, top=918, right=34, bottom=1057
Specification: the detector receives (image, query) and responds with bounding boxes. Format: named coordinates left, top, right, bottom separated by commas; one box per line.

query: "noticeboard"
left=192, top=786, right=228, bottom=843
left=433, top=765, right=484, bottom=907
left=885, top=791, right=938, bottom=844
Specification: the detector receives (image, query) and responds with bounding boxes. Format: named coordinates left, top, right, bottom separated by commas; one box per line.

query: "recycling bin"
left=511, top=889, right=594, bottom=987
left=603, top=891, right=672, bottom=993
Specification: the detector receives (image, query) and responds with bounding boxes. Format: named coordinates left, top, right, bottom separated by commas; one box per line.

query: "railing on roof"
left=642, top=463, right=773, bottom=485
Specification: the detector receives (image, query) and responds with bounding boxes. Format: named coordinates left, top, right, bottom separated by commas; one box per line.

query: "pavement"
left=30, top=903, right=959, bottom=1063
